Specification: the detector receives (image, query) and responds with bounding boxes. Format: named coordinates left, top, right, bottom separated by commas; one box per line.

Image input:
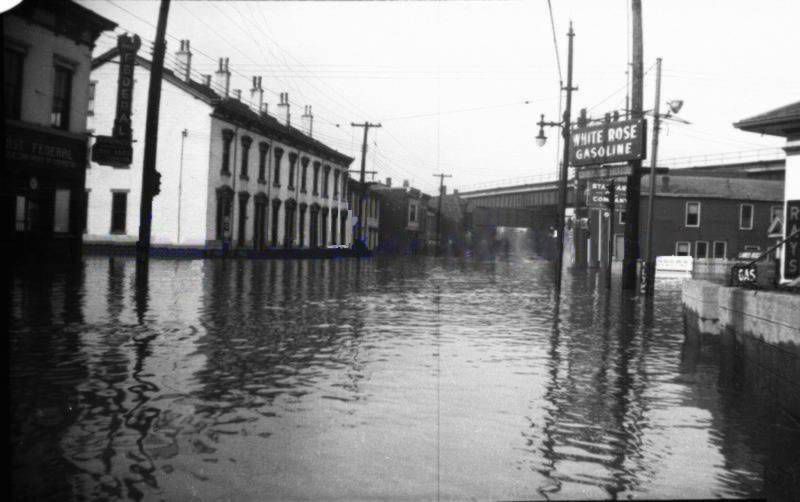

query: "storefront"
left=4, top=121, right=89, bottom=262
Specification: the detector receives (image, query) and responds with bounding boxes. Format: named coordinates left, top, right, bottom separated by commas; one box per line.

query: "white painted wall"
left=86, top=57, right=213, bottom=246
left=4, top=15, right=93, bottom=134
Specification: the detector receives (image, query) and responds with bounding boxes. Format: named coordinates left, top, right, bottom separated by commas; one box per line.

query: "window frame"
left=51, top=63, right=74, bottom=130
left=694, top=240, right=709, bottom=259
left=5, top=46, right=26, bottom=120
left=110, top=190, right=128, bottom=234
left=739, top=203, right=754, bottom=230
left=685, top=201, right=701, bottom=228
left=713, top=241, right=727, bottom=259
left=675, top=241, right=691, bottom=256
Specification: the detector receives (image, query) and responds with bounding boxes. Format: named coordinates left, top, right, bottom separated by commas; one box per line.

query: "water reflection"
left=9, top=256, right=799, bottom=500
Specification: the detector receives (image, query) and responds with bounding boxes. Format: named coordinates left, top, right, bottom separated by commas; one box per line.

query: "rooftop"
left=643, top=174, right=783, bottom=202
left=733, top=101, right=800, bottom=137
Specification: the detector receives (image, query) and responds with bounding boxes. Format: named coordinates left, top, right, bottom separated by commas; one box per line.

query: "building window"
left=216, top=188, right=233, bottom=241
left=273, top=148, right=283, bottom=187
left=409, top=202, right=418, bottom=224
left=110, top=191, right=127, bottom=234
left=288, top=152, right=298, bottom=190
left=771, top=205, right=783, bottom=224
left=695, top=241, right=709, bottom=259
left=15, top=195, right=39, bottom=232
left=87, top=81, right=96, bottom=116
left=685, top=202, right=700, bottom=227
left=300, top=157, right=309, bottom=193
left=221, top=129, right=234, bottom=175
left=51, top=65, right=74, bottom=129
left=333, top=170, right=340, bottom=199
left=53, top=189, right=71, bottom=233
left=739, top=203, right=754, bottom=230
left=618, top=210, right=626, bottom=225
left=312, top=162, right=321, bottom=195
left=675, top=241, right=691, bottom=256
left=240, top=136, right=252, bottom=180
left=237, top=192, right=249, bottom=247
left=258, top=142, right=269, bottom=183
left=713, top=241, right=727, bottom=259
left=5, top=48, right=25, bottom=119
left=271, top=199, right=282, bottom=247
left=323, top=165, right=331, bottom=198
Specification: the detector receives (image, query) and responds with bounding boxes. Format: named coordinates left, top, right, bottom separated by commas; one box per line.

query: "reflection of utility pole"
left=433, top=173, right=452, bottom=256
left=350, top=122, right=381, bottom=243
left=136, top=0, right=170, bottom=268
left=622, top=0, right=644, bottom=291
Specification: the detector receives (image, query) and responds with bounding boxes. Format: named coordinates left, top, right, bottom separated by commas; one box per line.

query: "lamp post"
left=535, top=24, right=577, bottom=296
left=643, top=56, right=685, bottom=294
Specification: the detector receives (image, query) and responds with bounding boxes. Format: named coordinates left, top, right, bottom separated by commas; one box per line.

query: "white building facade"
left=85, top=42, right=354, bottom=254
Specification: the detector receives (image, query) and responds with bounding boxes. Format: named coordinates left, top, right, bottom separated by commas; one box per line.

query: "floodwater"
left=9, top=256, right=800, bottom=500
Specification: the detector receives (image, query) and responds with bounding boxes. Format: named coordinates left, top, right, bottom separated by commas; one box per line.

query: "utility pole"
left=433, top=173, right=452, bottom=256
left=621, top=0, right=644, bottom=291
left=136, top=0, right=170, bottom=268
left=555, top=22, right=577, bottom=295
left=643, top=57, right=662, bottom=295
left=351, top=122, right=381, bottom=245
left=606, top=179, right=615, bottom=289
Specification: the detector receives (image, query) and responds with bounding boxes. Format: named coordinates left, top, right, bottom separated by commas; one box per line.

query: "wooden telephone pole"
left=432, top=173, right=452, bottom=256
left=351, top=122, right=381, bottom=244
left=136, top=0, right=170, bottom=267
left=621, top=0, right=644, bottom=291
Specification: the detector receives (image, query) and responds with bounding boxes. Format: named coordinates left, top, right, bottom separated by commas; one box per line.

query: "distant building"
left=85, top=41, right=353, bottom=254
left=428, top=189, right=468, bottom=254
left=374, top=179, right=430, bottom=255
left=3, top=0, right=116, bottom=262
left=587, top=174, right=783, bottom=266
left=348, top=178, right=381, bottom=250
left=735, top=101, right=800, bottom=285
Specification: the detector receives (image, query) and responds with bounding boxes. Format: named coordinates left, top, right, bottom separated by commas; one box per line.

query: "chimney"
left=260, top=102, right=269, bottom=117
left=301, top=105, right=314, bottom=137
left=402, top=179, right=410, bottom=189
left=202, top=74, right=211, bottom=87
left=175, top=40, right=192, bottom=81
left=214, top=57, right=230, bottom=97
left=250, top=76, right=264, bottom=111
left=277, top=92, right=291, bottom=126
left=385, top=177, right=392, bottom=187
left=233, top=89, right=241, bottom=101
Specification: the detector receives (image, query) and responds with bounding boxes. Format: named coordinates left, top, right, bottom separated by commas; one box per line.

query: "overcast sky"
left=79, top=0, right=799, bottom=194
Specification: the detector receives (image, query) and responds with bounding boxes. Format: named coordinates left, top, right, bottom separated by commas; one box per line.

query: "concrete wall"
left=682, top=279, right=800, bottom=416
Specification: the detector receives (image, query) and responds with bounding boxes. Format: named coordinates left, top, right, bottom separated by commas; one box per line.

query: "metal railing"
left=661, top=147, right=784, bottom=169
left=457, top=172, right=560, bottom=194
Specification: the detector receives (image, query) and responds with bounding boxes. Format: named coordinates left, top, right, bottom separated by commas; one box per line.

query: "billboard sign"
left=91, top=135, right=133, bottom=167
left=588, top=181, right=627, bottom=208
left=570, top=118, right=647, bottom=166
left=784, top=199, right=800, bottom=280
left=111, top=34, right=141, bottom=141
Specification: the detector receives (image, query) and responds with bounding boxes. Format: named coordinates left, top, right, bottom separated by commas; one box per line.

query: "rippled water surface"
left=9, top=256, right=799, bottom=500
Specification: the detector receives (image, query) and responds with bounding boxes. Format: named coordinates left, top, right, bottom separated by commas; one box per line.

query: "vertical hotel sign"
left=92, top=34, right=140, bottom=167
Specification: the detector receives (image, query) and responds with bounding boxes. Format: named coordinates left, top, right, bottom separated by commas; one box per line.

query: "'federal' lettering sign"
left=570, top=118, right=647, bottom=166
left=784, top=199, right=800, bottom=279
left=112, top=34, right=141, bottom=141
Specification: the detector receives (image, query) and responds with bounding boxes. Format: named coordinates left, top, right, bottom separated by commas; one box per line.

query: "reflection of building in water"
left=4, top=0, right=116, bottom=263
left=86, top=39, right=354, bottom=254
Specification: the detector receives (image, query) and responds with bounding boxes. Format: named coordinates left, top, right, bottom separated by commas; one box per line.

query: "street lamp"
left=535, top=116, right=548, bottom=147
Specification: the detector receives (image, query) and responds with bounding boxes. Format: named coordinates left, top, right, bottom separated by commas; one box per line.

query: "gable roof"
left=733, top=101, right=800, bottom=137
left=642, top=174, right=783, bottom=202
left=92, top=47, right=353, bottom=166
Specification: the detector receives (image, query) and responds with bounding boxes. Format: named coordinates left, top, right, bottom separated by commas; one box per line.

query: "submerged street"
left=9, top=255, right=799, bottom=500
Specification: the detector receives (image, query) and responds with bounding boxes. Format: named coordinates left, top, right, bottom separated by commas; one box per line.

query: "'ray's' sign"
left=570, top=118, right=647, bottom=166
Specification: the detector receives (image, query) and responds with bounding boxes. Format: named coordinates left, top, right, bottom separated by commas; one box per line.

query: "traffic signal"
left=150, top=170, right=162, bottom=196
